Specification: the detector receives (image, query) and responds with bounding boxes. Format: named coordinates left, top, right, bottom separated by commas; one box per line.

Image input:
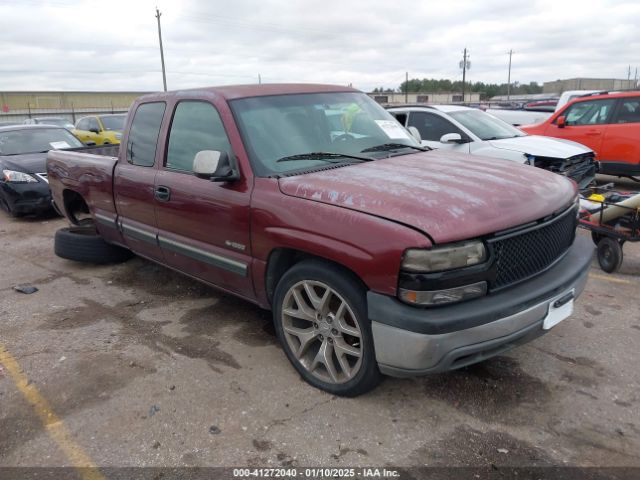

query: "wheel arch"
left=62, top=189, right=90, bottom=225
left=264, top=247, right=368, bottom=307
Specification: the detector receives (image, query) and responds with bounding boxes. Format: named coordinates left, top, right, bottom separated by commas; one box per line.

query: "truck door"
left=154, top=100, right=253, bottom=296
left=114, top=101, right=166, bottom=263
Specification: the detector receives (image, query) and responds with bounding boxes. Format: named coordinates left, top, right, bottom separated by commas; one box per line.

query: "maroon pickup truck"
left=47, top=84, right=593, bottom=396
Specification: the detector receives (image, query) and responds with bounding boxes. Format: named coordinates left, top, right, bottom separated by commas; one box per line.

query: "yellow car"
left=73, top=114, right=126, bottom=145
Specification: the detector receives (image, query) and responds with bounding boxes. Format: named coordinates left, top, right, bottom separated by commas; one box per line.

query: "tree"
left=397, top=78, right=542, bottom=98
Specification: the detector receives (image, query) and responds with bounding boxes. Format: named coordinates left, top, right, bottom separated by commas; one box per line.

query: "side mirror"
left=556, top=116, right=566, bottom=128
left=89, top=128, right=100, bottom=134
left=407, top=126, right=422, bottom=143
left=440, top=133, right=463, bottom=144
left=193, top=150, right=239, bottom=182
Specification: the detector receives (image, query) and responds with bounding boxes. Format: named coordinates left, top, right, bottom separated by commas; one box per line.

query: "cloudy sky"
left=1, top=0, right=638, bottom=92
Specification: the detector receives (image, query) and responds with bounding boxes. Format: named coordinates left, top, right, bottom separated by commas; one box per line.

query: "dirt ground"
left=1, top=179, right=639, bottom=474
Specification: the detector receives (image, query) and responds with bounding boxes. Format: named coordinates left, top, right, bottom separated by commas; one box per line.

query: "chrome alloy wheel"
left=281, top=280, right=363, bottom=384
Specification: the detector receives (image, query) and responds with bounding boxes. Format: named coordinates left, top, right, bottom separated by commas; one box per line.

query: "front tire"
left=273, top=260, right=381, bottom=396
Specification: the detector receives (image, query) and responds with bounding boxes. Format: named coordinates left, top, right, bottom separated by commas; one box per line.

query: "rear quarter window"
left=613, top=97, right=640, bottom=124
left=126, top=102, right=166, bottom=167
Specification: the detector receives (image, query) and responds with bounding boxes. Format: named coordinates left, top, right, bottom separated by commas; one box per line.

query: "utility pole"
left=635, top=67, right=638, bottom=88
left=155, top=7, right=168, bottom=92
left=459, top=48, right=470, bottom=104
left=405, top=71, right=408, bottom=103
left=258, top=74, right=262, bottom=84
left=507, top=49, right=513, bottom=101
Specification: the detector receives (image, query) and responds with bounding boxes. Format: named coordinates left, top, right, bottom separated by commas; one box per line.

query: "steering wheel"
left=332, top=133, right=355, bottom=145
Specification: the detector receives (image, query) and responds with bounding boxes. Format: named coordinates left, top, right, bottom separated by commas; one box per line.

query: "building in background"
left=0, top=91, right=149, bottom=124
left=543, top=78, right=637, bottom=94
left=368, top=91, right=481, bottom=105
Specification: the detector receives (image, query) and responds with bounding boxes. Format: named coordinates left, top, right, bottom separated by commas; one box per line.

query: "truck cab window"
left=166, top=101, right=232, bottom=172
left=126, top=102, right=166, bottom=167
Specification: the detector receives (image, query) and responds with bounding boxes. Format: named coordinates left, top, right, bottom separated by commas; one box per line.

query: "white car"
left=388, top=105, right=597, bottom=189
left=483, top=108, right=551, bottom=127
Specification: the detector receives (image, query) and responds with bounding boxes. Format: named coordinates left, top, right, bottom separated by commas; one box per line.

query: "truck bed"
left=47, top=144, right=120, bottom=221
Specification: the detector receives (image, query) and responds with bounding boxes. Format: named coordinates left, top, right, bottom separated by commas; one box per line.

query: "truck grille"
left=489, top=205, right=577, bottom=290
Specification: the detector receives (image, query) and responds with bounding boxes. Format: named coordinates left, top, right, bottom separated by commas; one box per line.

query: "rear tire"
left=597, top=237, right=623, bottom=273
left=273, top=259, right=382, bottom=397
left=54, top=226, right=132, bottom=264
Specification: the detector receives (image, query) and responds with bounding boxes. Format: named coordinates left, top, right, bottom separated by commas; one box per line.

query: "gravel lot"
left=1, top=180, right=639, bottom=473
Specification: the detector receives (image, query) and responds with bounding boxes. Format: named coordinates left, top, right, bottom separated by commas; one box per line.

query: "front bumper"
left=369, top=235, right=593, bottom=377
left=0, top=180, right=52, bottom=215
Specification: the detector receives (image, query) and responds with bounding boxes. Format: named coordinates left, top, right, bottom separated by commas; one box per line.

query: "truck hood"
left=0, top=152, right=47, bottom=174
left=488, top=135, right=592, bottom=158
left=278, top=151, right=576, bottom=244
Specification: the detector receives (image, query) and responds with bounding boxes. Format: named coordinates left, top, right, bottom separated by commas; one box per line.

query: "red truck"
left=47, top=84, right=593, bottom=396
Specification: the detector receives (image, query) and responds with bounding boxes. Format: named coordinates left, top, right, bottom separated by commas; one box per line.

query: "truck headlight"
left=2, top=170, right=38, bottom=183
left=402, top=241, right=487, bottom=273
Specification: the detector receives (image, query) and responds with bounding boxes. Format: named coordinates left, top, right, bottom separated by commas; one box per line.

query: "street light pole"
left=155, top=7, right=168, bottom=92
left=507, top=49, right=513, bottom=101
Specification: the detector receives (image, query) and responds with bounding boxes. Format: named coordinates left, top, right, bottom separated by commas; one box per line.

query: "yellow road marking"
left=588, top=273, right=632, bottom=284
left=0, top=344, right=106, bottom=480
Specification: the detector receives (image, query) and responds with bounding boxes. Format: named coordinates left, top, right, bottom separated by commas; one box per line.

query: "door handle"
left=154, top=185, right=171, bottom=202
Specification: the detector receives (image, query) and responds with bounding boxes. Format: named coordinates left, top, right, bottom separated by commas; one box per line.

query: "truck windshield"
left=0, top=127, right=84, bottom=155
left=449, top=109, right=526, bottom=141
left=230, top=92, right=420, bottom=176
left=100, top=115, right=126, bottom=131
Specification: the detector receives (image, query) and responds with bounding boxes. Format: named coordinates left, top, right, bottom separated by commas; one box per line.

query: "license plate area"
left=543, top=289, right=575, bottom=330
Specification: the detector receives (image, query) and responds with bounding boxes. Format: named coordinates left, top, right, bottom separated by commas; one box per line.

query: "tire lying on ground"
left=54, top=226, right=132, bottom=264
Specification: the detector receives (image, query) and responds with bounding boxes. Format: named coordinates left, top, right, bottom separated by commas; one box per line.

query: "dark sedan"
left=0, top=125, right=84, bottom=216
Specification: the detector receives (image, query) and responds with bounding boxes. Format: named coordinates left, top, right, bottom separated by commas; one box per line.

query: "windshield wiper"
left=276, top=152, right=373, bottom=163
left=361, top=143, right=430, bottom=153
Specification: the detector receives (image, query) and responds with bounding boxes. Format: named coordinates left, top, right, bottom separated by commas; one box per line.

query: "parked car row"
left=2, top=114, right=126, bottom=143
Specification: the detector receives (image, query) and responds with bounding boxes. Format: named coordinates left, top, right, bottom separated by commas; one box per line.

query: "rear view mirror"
left=89, top=128, right=100, bottom=134
left=557, top=116, right=566, bottom=128
left=193, top=150, right=239, bottom=182
left=407, top=126, right=422, bottom=143
left=440, top=133, right=463, bottom=144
